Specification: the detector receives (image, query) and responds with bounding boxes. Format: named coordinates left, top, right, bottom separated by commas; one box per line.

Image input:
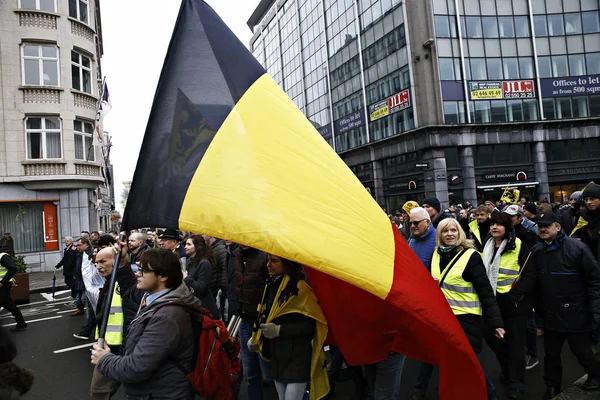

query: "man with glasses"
left=407, top=207, right=437, bottom=400
left=91, top=248, right=203, bottom=400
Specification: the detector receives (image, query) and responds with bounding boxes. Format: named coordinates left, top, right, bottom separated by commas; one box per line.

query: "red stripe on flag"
left=305, top=221, right=486, bottom=400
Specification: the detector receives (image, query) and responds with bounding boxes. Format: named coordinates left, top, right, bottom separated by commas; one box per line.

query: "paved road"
left=1, top=290, right=591, bottom=399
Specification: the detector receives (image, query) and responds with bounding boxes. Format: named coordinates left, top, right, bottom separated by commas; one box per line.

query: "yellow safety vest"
left=95, top=283, right=124, bottom=345
left=469, top=220, right=482, bottom=246
left=0, top=253, right=7, bottom=280
left=432, top=248, right=482, bottom=316
left=495, top=238, right=522, bottom=294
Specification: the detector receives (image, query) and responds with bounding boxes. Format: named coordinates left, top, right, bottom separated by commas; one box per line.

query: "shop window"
left=0, top=203, right=45, bottom=253
left=588, top=138, right=600, bottom=158
left=495, top=144, right=511, bottom=164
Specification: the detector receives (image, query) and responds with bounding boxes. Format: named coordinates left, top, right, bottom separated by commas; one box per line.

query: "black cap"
left=524, top=203, right=537, bottom=215
left=159, top=228, right=181, bottom=240
left=537, top=212, right=560, bottom=226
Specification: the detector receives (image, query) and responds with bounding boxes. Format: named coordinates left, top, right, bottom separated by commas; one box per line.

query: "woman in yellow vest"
left=482, top=212, right=534, bottom=400
left=431, top=218, right=505, bottom=400
left=249, top=255, right=329, bottom=400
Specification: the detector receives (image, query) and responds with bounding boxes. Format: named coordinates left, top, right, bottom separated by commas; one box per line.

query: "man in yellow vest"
left=90, top=246, right=132, bottom=399
left=0, top=250, right=26, bottom=330
left=469, top=205, right=491, bottom=252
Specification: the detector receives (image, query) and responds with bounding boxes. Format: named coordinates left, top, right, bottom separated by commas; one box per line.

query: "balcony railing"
left=20, top=86, right=62, bottom=104
left=15, top=9, right=59, bottom=29
left=75, top=163, right=102, bottom=176
left=22, top=161, right=66, bottom=176
left=72, top=90, right=98, bottom=110
left=70, top=18, right=95, bottom=42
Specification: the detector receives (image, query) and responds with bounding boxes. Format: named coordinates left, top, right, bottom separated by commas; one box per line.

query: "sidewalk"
left=28, top=271, right=68, bottom=294
left=554, top=375, right=599, bottom=400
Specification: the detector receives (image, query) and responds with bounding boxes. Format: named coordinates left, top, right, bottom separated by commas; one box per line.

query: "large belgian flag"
left=122, top=1, right=486, bottom=398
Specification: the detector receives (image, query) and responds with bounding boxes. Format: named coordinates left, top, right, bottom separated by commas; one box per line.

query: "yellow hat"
left=402, top=201, right=419, bottom=215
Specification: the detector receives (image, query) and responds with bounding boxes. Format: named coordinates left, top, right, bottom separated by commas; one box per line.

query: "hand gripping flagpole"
left=97, top=233, right=125, bottom=347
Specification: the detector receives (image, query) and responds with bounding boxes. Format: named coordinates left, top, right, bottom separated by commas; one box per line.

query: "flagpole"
left=97, top=232, right=125, bottom=348
left=88, top=76, right=106, bottom=162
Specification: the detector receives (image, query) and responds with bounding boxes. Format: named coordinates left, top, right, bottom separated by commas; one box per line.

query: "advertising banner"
left=369, top=89, right=410, bottom=121
left=470, top=80, right=535, bottom=100
left=335, top=110, right=366, bottom=134
left=540, top=74, right=600, bottom=98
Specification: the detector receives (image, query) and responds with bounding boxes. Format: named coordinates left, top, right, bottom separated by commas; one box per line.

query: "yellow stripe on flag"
left=179, top=74, right=395, bottom=299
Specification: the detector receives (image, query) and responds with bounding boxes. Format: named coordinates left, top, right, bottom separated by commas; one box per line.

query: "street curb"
left=30, top=284, right=68, bottom=295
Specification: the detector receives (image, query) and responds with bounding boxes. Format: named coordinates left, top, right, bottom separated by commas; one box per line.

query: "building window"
left=69, top=0, right=88, bottom=24
left=582, top=11, right=600, bottom=33
left=547, top=14, right=565, bottom=36
left=21, top=44, right=59, bottom=86
left=587, top=53, right=600, bottom=74
left=0, top=203, right=45, bottom=253
left=564, top=13, right=582, bottom=34
left=498, top=17, right=515, bottom=38
left=25, top=117, right=62, bottom=159
left=71, top=51, right=92, bottom=93
left=74, top=120, right=95, bottom=161
left=19, top=0, right=56, bottom=12
left=514, top=16, right=530, bottom=37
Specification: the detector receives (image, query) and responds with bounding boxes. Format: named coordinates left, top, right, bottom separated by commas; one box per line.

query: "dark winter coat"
left=483, top=230, right=535, bottom=317
left=560, top=206, right=579, bottom=236
left=98, top=279, right=202, bottom=400
left=210, top=240, right=227, bottom=295
left=572, top=208, right=600, bottom=261
left=261, top=276, right=315, bottom=383
left=533, top=232, right=600, bottom=332
left=513, top=223, right=538, bottom=250
left=234, top=247, right=268, bottom=322
left=468, top=219, right=491, bottom=252
left=54, top=244, right=78, bottom=276
left=432, top=210, right=454, bottom=229
left=72, top=248, right=92, bottom=292
left=0, top=237, right=15, bottom=257
left=184, top=257, right=220, bottom=319
left=0, top=254, right=17, bottom=286
left=437, top=248, right=504, bottom=353
left=128, top=242, right=149, bottom=265
left=226, top=243, right=239, bottom=322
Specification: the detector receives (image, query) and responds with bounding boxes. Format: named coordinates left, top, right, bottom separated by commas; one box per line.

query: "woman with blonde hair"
left=428, top=218, right=504, bottom=400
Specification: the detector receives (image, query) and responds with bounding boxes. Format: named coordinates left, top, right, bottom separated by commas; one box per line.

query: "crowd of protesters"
left=1, top=183, right=600, bottom=400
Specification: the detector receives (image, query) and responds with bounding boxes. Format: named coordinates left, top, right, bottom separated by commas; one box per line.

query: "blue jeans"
left=363, top=352, right=407, bottom=400
left=239, top=321, right=272, bottom=400
left=75, top=290, right=85, bottom=310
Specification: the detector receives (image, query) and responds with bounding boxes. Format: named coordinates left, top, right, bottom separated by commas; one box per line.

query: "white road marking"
left=4, top=315, right=62, bottom=326
left=57, top=309, right=77, bottom=314
left=53, top=342, right=96, bottom=354
left=16, top=298, right=72, bottom=308
left=41, top=291, right=70, bottom=301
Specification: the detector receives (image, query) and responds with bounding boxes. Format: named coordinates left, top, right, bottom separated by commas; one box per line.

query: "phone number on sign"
left=504, top=92, right=535, bottom=99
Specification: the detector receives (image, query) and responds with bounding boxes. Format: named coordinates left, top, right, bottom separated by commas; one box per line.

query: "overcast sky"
left=100, top=0, right=260, bottom=212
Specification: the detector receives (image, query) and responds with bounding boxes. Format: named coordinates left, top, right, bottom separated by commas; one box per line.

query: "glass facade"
left=436, top=0, right=600, bottom=124
left=250, top=0, right=409, bottom=153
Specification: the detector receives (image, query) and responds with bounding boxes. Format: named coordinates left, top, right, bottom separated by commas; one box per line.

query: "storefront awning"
left=477, top=182, right=540, bottom=189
